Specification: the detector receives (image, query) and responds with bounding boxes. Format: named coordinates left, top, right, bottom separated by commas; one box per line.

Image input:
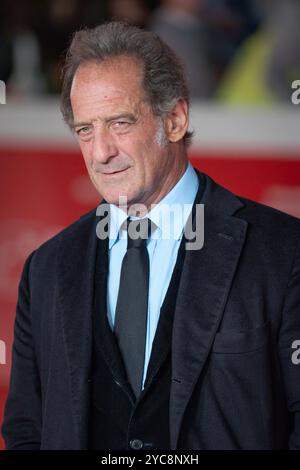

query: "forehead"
left=71, top=56, right=145, bottom=110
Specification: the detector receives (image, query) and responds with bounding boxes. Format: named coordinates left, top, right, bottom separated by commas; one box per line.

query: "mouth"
left=102, top=168, right=129, bottom=176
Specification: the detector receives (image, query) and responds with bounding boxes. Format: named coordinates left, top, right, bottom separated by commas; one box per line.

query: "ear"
left=165, top=99, right=189, bottom=143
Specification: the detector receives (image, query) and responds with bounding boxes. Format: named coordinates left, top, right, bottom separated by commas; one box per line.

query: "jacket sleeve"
left=278, top=236, right=300, bottom=449
left=1, top=251, right=42, bottom=449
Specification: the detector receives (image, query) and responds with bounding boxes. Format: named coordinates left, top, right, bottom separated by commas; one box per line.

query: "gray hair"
left=60, top=21, right=193, bottom=146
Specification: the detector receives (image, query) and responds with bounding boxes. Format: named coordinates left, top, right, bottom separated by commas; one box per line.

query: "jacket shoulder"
left=236, top=195, right=300, bottom=237
left=28, top=206, right=98, bottom=266
left=200, top=170, right=300, bottom=237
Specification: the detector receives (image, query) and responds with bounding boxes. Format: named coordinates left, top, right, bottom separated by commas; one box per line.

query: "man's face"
left=70, top=56, right=182, bottom=211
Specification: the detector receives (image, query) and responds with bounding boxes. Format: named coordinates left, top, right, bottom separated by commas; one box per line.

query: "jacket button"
left=130, top=439, right=143, bottom=450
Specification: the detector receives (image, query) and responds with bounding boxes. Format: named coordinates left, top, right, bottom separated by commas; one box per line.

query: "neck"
left=127, top=153, right=188, bottom=217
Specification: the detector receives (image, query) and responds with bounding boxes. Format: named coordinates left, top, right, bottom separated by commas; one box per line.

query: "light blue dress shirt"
left=107, top=162, right=199, bottom=387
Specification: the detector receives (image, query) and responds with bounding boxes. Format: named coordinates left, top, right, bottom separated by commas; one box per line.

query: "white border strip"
left=0, top=99, right=300, bottom=156
left=190, top=103, right=300, bottom=155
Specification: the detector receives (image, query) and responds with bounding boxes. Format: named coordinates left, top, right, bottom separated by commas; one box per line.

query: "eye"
left=111, top=121, right=131, bottom=131
left=75, top=126, right=93, bottom=141
left=76, top=126, right=92, bottom=136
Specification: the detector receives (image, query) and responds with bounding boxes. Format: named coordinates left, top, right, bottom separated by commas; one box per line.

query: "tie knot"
left=126, top=218, right=154, bottom=249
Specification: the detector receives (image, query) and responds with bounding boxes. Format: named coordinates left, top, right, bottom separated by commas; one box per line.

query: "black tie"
left=114, top=218, right=153, bottom=399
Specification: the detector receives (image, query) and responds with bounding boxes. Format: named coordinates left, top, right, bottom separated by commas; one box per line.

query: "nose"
left=91, top=127, right=119, bottom=166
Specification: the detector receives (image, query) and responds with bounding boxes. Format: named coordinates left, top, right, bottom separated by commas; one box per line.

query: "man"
left=2, top=22, right=300, bottom=450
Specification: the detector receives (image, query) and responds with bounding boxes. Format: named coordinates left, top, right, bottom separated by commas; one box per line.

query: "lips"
left=102, top=168, right=128, bottom=175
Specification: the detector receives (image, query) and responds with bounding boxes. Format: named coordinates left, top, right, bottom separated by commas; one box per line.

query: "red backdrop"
left=1, top=145, right=300, bottom=449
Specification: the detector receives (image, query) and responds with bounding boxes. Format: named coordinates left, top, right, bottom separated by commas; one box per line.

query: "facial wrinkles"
left=87, top=103, right=160, bottom=176
left=86, top=119, right=139, bottom=175
left=70, top=59, right=188, bottom=214
left=72, top=63, right=142, bottom=126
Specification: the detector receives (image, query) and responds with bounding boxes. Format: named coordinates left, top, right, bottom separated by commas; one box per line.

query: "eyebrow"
left=73, top=113, right=137, bottom=129
left=72, top=121, right=91, bottom=129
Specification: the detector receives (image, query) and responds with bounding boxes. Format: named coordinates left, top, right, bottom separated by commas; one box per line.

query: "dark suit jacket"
left=2, top=170, right=300, bottom=449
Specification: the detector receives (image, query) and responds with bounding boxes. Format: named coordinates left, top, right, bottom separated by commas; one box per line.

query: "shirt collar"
left=108, top=162, right=199, bottom=249
left=108, top=204, right=128, bottom=249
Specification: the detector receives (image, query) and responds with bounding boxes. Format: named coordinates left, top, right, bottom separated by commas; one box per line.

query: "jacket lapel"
left=170, top=172, right=248, bottom=449
left=93, top=230, right=137, bottom=404
left=143, top=234, right=187, bottom=392
left=57, top=209, right=98, bottom=449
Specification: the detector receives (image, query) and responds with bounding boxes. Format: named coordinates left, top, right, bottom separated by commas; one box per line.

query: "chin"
left=101, top=191, right=131, bottom=207
left=106, top=193, right=147, bottom=214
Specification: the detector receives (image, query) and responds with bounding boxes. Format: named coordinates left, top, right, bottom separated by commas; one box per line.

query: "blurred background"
left=1, top=0, right=300, bottom=449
